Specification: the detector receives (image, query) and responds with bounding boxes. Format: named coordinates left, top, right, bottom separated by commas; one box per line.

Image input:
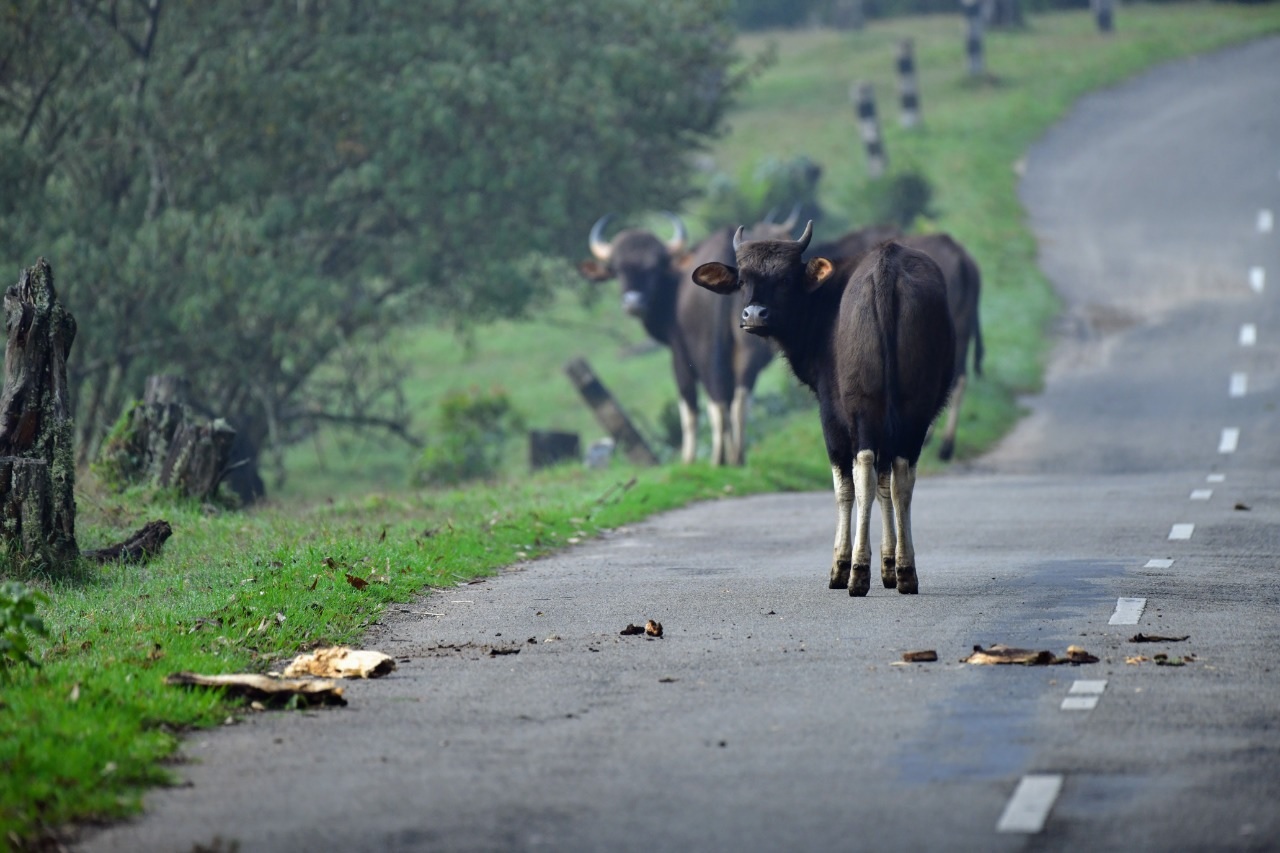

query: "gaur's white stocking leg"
left=828, top=464, right=853, bottom=589
left=849, top=449, right=876, bottom=597
left=729, top=386, right=751, bottom=465
left=877, top=471, right=896, bottom=588
left=938, top=374, right=966, bottom=461
left=890, top=456, right=919, bottom=594
left=708, top=401, right=728, bottom=466
left=678, top=399, right=698, bottom=464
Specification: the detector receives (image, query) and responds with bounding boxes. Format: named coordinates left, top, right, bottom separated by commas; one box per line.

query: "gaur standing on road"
left=692, top=222, right=955, bottom=595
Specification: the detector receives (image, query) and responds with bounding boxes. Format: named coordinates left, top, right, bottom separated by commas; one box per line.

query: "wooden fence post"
left=1092, top=0, right=1114, bottom=33
left=563, top=358, right=658, bottom=466
left=896, top=39, right=921, bottom=128
left=851, top=82, right=887, bottom=178
left=962, top=0, right=985, bottom=77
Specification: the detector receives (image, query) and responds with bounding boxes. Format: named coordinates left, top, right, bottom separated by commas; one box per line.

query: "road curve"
left=77, top=36, right=1280, bottom=853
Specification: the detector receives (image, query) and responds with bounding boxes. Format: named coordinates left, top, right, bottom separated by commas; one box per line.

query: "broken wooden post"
left=961, top=0, right=985, bottom=77
left=896, top=39, right=921, bottom=129
left=851, top=82, right=887, bottom=178
left=1092, top=0, right=1114, bottom=33
left=0, top=259, right=79, bottom=567
left=563, top=358, right=658, bottom=466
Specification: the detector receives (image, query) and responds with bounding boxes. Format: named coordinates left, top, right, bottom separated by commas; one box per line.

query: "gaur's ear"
left=804, top=257, right=835, bottom=292
left=577, top=259, right=614, bottom=283
left=691, top=262, right=741, bottom=294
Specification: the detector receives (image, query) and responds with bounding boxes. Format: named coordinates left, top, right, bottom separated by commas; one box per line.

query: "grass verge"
left=3, top=5, right=1279, bottom=847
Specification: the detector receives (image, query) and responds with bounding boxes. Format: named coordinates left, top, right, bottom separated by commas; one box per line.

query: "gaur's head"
left=577, top=213, right=688, bottom=318
left=691, top=220, right=835, bottom=338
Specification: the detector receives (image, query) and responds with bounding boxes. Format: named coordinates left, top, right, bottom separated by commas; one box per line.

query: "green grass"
left=3, top=4, right=1279, bottom=847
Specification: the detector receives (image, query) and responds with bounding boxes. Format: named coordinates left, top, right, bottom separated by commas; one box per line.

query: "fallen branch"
left=82, top=520, right=173, bottom=564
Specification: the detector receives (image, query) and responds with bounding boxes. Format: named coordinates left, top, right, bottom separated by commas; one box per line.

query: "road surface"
left=78, top=35, right=1280, bottom=853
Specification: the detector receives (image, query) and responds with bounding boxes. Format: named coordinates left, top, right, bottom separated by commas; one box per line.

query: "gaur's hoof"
left=881, top=557, right=897, bottom=589
left=829, top=560, right=851, bottom=589
left=938, top=440, right=954, bottom=462
left=849, top=566, right=871, bottom=597
left=896, top=566, right=919, bottom=595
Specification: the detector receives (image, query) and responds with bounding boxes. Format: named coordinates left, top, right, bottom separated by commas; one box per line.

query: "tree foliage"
left=0, top=0, right=743, bottom=481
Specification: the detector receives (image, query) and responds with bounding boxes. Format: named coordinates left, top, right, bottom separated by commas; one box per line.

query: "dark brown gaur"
left=578, top=214, right=773, bottom=465
left=693, top=221, right=955, bottom=596
left=803, top=228, right=983, bottom=461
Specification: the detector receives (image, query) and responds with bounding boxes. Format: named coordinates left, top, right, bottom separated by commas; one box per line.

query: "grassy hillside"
left=278, top=5, right=1280, bottom=501
left=4, top=5, right=1280, bottom=847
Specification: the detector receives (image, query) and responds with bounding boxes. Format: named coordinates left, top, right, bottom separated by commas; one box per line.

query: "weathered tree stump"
left=0, top=259, right=79, bottom=567
left=528, top=430, right=581, bottom=470
left=97, top=374, right=244, bottom=503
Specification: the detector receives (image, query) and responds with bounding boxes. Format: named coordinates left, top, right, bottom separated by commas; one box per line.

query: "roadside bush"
left=0, top=581, right=48, bottom=683
left=696, top=154, right=825, bottom=230
left=413, top=388, right=525, bottom=487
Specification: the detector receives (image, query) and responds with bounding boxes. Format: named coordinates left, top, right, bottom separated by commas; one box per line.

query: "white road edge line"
left=1144, top=558, right=1174, bottom=569
left=997, top=774, right=1064, bottom=833
left=1229, top=373, right=1247, bottom=398
left=1110, top=597, right=1147, bottom=625
left=1219, top=427, right=1240, bottom=454
left=1239, top=324, right=1256, bottom=347
left=1169, top=523, right=1194, bottom=540
left=1250, top=267, right=1265, bottom=293
left=1190, top=489, right=1213, bottom=501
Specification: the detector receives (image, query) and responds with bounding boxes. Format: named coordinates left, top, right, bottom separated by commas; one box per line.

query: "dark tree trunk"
left=0, top=259, right=79, bottom=567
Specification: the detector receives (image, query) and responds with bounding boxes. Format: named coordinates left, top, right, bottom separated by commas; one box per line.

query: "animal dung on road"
left=620, top=620, right=664, bottom=638
left=1128, top=633, right=1189, bottom=643
left=282, top=647, right=396, bottom=679
left=963, top=644, right=1099, bottom=666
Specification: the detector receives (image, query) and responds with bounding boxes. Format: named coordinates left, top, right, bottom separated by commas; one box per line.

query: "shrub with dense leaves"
left=0, top=582, right=48, bottom=683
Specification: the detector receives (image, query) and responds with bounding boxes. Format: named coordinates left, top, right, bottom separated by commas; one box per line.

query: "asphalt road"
left=77, top=36, right=1280, bottom=853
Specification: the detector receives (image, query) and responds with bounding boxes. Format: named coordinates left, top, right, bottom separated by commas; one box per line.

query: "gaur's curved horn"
left=733, top=225, right=746, bottom=253
left=796, top=220, right=813, bottom=251
left=588, top=215, right=614, bottom=262
left=780, top=203, right=802, bottom=231
left=762, top=207, right=780, bottom=225
left=661, top=212, right=688, bottom=254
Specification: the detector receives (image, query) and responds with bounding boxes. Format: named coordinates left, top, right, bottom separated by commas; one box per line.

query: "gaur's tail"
left=872, top=245, right=904, bottom=473
left=965, top=255, right=984, bottom=377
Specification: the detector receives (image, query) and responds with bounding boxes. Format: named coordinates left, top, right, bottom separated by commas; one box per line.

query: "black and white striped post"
left=961, top=0, right=984, bottom=77
left=851, top=82, right=887, bottom=178
left=1092, top=0, right=1114, bottom=33
left=896, top=38, right=921, bottom=128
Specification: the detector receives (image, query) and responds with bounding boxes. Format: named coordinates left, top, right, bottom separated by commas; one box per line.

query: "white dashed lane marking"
left=1249, top=267, right=1265, bottom=293
left=1061, top=679, right=1107, bottom=711
left=1145, top=558, right=1174, bottom=569
left=1190, top=489, right=1212, bottom=501
left=1239, top=324, right=1256, bottom=347
left=1207, top=473, right=1226, bottom=483
left=1260, top=209, right=1274, bottom=233
left=1219, top=427, right=1240, bottom=454
left=997, top=774, right=1064, bottom=833
left=1110, top=597, right=1147, bottom=625
left=1169, top=524, right=1195, bottom=540
left=1230, top=373, right=1247, bottom=398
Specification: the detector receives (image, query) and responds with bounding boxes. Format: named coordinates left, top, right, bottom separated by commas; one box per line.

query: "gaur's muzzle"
left=741, top=304, right=769, bottom=333
left=622, top=291, right=646, bottom=317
